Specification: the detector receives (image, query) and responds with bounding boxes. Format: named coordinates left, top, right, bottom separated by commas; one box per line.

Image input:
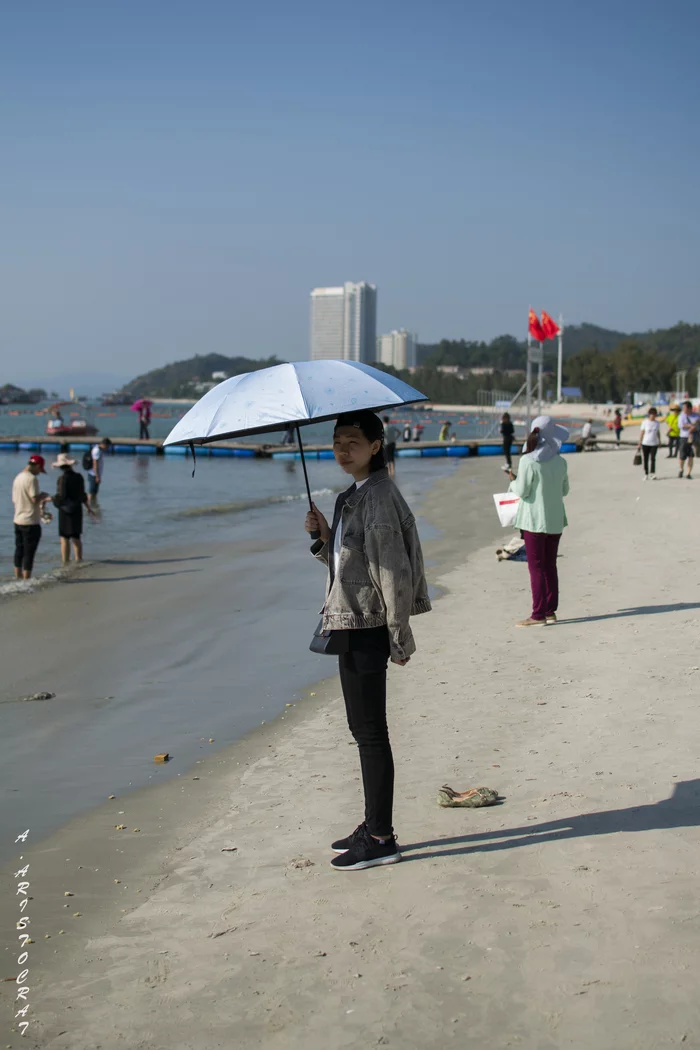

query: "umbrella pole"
left=296, top=426, right=320, bottom=540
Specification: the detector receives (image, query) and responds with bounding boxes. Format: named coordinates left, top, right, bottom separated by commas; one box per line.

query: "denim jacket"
left=310, top=468, right=431, bottom=661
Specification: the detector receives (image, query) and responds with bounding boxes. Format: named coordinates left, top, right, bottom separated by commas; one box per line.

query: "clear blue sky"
left=2, top=0, right=699, bottom=386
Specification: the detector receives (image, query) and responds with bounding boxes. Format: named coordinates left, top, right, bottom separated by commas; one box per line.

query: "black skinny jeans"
left=642, top=445, right=658, bottom=475
left=503, top=440, right=513, bottom=468
left=338, top=627, right=394, bottom=838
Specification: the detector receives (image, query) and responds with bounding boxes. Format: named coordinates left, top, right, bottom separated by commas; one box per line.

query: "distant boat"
left=45, top=401, right=99, bottom=437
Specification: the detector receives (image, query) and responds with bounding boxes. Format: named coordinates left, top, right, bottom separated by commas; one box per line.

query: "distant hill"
left=417, top=322, right=633, bottom=369
left=120, top=354, right=283, bottom=399
left=118, top=323, right=700, bottom=402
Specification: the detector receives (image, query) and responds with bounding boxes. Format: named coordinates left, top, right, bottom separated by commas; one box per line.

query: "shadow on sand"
left=561, top=602, right=700, bottom=625
left=401, top=780, right=700, bottom=863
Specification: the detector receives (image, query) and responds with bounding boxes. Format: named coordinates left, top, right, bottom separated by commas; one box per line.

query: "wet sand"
left=5, top=450, right=700, bottom=1049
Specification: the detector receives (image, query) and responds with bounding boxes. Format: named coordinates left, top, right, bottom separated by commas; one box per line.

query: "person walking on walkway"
left=665, top=404, right=680, bottom=458
left=52, top=453, right=95, bottom=565
left=677, top=401, right=699, bottom=479
left=138, top=403, right=151, bottom=440
left=304, top=410, right=431, bottom=871
left=500, top=412, right=515, bottom=472
left=638, top=408, right=661, bottom=480
left=507, top=416, right=570, bottom=627
left=11, top=454, right=51, bottom=580
left=613, top=408, right=623, bottom=446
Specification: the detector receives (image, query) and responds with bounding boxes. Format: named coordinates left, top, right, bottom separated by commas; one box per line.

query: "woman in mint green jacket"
left=507, top=416, right=570, bottom=627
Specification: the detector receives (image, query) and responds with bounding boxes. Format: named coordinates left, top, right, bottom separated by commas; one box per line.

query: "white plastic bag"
left=493, top=492, right=520, bottom=528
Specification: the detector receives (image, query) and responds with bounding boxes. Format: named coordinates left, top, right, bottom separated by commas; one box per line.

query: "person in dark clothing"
left=305, top=411, right=431, bottom=871
left=52, top=454, right=94, bottom=565
left=501, top=412, right=516, bottom=472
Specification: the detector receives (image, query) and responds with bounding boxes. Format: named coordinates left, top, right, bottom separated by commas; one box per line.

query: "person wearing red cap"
left=12, top=455, right=51, bottom=580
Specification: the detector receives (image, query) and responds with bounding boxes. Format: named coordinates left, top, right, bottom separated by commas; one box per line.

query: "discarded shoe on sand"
left=437, top=785, right=499, bottom=808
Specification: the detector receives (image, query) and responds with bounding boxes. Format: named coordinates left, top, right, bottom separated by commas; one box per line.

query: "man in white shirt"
left=87, top=437, right=112, bottom=509
left=581, top=420, right=596, bottom=449
left=12, top=455, right=50, bottom=580
left=677, top=401, right=699, bottom=479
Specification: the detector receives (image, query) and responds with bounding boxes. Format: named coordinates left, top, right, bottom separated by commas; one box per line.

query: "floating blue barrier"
left=68, top=442, right=92, bottom=451
left=233, top=448, right=255, bottom=458
left=19, top=442, right=40, bottom=451
left=446, top=445, right=470, bottom=457
left=397, top=448, right=421, bottom=458
left=135, top=444, right=158, bottom=455
left=113, top=444, right=135, bottom=454
left=318, top=450, right=335, bottom=460
left=421, top=446, right=447, bottom=457
left=560, top=443, right=578, bottom=454
left=0, top=443, right=18, bottom=452
left=164, top=445, right=189, bottom=455
left=40, top=442, right=62, bottom=451
left=272, top=452, right=299, bottom=460
left=478, top=445, right=502, bottom=456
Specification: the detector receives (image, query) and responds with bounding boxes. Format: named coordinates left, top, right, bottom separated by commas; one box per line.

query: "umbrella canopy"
left=131, top=398, right=152, bottom=412
left=163, top=361, right=427, bottom=447
left=163, top=360, right=428, bottom=541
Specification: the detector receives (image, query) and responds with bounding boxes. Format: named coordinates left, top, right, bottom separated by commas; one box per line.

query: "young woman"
left=304, top=410, right=431, bottom=871
left=500, top=412, right=515, bottom=472
left=638, top=407, right=661, bottom=479
left=507, top=416, right=570, bottom=627
left=52, top=453, right=94, bottom=564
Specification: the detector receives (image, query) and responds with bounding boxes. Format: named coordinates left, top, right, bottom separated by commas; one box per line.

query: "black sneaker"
left=330, top=824, right=401, bottom=871
left=331, top=823, right=368, bottom=854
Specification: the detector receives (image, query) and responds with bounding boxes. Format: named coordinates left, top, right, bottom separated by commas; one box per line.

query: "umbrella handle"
left=296, top=427, right=320, bottom=540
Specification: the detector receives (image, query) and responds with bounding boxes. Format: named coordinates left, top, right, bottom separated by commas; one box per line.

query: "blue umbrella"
left=164, top=359, right=428, bottom=534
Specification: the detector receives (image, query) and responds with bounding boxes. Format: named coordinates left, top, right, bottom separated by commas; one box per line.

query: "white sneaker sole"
left=331, top=852, right=402, bottom=871
left=332, top=838, right=400, bottom=855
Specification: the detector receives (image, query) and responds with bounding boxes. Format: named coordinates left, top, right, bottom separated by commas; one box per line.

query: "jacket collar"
left=345, top=468, right=389, bottom=508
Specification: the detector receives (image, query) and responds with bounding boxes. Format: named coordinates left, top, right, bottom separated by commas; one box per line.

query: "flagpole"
left=526, top=311, right=532, bottom=434
left=557, top=313, right=564, bottom=402
left=537, top=344, right=543, bottom=413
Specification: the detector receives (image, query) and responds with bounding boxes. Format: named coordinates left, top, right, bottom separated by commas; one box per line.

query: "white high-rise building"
left=376, top=329, right=417, bottom=371
left=310, top=282, right=377, bottom=362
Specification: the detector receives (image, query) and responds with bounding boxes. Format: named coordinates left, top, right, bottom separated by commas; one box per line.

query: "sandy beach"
left=3, top=449, right=700, bottom=1049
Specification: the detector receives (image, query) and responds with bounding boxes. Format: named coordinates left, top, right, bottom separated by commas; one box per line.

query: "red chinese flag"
left=528, top=308, right=545, bottom=342
left=541, top=310, right=560, bottom=340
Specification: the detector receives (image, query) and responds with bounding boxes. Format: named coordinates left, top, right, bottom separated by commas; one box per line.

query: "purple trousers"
left=522, top=531, right=562, bottom=621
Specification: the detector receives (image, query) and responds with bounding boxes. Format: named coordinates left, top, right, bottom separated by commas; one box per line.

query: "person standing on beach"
left=52, top=453, right=95, bottom=564
left=500, top=412, right=515, bottom=473
left=665, top=405, right=680, bottom=458
left=304, top=410, right=431, bottom=871
left=677, top=401, right=698, bottom=479
left=613, top=408, right=623, bottom=446
left=439, top=421, right=452, bottom=442
left=11, top=454, right=51, bottom=580
left=87, top=437, right=112, bottom=509
left=637, top=408, right=661, bottom=480
left=382, top=416, right=399, bottom=477
left=402, top=423, right=412, bottom=442
left=411, top=422, right=424, bottom=442
left=507, top=416, right=570, bottom=627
